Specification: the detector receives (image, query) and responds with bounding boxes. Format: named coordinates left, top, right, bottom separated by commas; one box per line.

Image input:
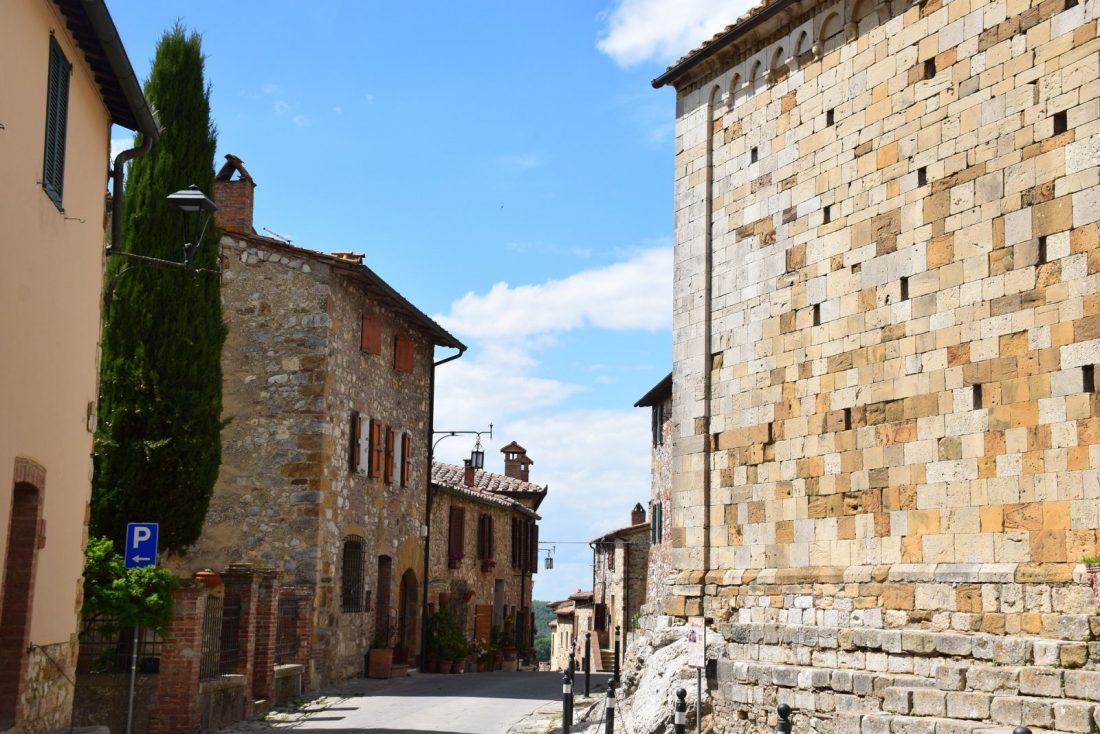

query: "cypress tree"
left=92, top=24, right=224, bottom=553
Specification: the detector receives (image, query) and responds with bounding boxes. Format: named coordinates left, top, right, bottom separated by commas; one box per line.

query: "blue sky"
left=107, top=0, right=753, bottom=603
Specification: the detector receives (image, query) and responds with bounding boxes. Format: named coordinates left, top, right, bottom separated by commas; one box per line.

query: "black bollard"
left=605, top=680, right=616, bottom=734
left=568, top=650, right=576, bottom=709
left=584, top=632, right=592, bottom=697
left=1012, top=729, right=1032, bottom=734
left=613, top=625, right=621, bottom=685
left=673, top=688, right=687, bottom=734
left=775, top=703, right=792, bottom=734
left=562, top=672, right=573, bottom=733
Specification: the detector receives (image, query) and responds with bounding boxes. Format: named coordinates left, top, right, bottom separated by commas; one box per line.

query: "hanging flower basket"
left=480, top=559, right=496, bottom=572
left=448, top=552, right=464, bottom=569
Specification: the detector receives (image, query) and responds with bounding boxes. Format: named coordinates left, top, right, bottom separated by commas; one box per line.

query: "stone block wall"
left=641, top=0, right=1100, bottom=728
left=595, top=525, right=650, bottom=640
left=646, top=393, right=675, bottom=607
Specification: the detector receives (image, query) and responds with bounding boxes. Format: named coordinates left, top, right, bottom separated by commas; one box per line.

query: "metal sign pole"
left=126, top=625, right=138, bottom=734
left=696, top=668, right=702, bottom=734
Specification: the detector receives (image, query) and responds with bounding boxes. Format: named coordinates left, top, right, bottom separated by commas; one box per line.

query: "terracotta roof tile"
left=431, top=462, right=543, bottom=516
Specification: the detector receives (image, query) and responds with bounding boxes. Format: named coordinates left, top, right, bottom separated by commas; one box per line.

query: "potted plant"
left=448, top=551, right=464, bottom=569
left=367, top=610, right=399, bottom=678
left=480, top=558, right=496, bottom=573
left=1083, top=555, right=1100, bottom=607
left=429, top=607, right=468, bottom=673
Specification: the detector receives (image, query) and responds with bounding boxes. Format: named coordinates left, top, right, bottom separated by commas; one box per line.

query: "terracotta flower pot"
left=192, top=569, right=222, bottom=589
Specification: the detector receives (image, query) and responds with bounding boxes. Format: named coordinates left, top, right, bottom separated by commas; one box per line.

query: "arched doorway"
left=397, top=569, right=418, bottom=664
left=0, top=477, right=44, bottom=729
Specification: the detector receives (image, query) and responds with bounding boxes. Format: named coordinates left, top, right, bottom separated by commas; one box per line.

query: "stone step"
left=724, top=658, right=935, bottom=696
left=854, top=712, right=1066, bottom=734
left=933, top=662, right=1100, bottom=701
left=879, top=686, right=1099, bottom=732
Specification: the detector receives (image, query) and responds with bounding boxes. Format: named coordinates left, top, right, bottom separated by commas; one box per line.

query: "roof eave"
left=634, top=372, right=672, bottom=407
left=651, top=0, right=798, bottom=90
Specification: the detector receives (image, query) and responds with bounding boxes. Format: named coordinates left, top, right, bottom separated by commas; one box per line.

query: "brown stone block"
left=990, top=247, right=1012, bottom=276
left=963, top=361, right=991, bottom=385
left=1029, top=530, right=1067, bottom=562
left=877, top=142, right=899, bottom=168
left=985, top=431, right=1006, bottom=455
left=988, top=405, right=1012, bottom=431
left=798, top=456, right=824, bottom=478
left=1033, top=196, right=1074, bottom=236
left=1068, top=446, right=1090, bottom=471
left=1051, top=322, right=1074, bottom=346
left=874, top=511, right=890, bottom=536
left=1001, top=377, right=1030, bottom=404
left=928, top=233, right=954, bottom=268
left=956, top=584, right=982, bottom=613
left=1043, top=501, right=1070, bottom=530
left=1074, top=314, right=1100, bottom=341
left=947, top=343, right=970, bottom=367
left=1040, top=130, right=1075, bottom=154
left=902, top=535, right=923, bottom=562
left=908, top=509, right=940, bottom=535
left=775, top=520, right=793, bottom=545
left=1067, top=529, right=1098, bottom=560
left=728, top=523, right=742, bottom=545
left=1017, top=563, right=1075, bottom=583
left=991, top=357, right=1019, bottom=382
left=1089, top=249, right=1100, bottom=274
left=747, top=501, right=766, bottom=523
left=1004, top=502, right=1044, bottom=530
left=837, top=516, right=856, bottom=540
left=786, top=243, right=806, bottom=271
left=999, top=331, right=1028, bottom=357
left=1037, top=261, right=1062, bottom=287
left=883, top=584, right=915, bottom=610
left=980, top=613, right=1006, bottom=634
left=1071, top=223, right=1098, bottom=254
left=938, top=436, right=963, bottom=460
left=1021, top=612, right=1043, bottom=634
left=980, top=505, right=1004, bottom=532
left=978, top=456, right=997, bottom=478
left=1009, top=401, right=1038, bottom=427
left=663, top=595, right=686, bottom=616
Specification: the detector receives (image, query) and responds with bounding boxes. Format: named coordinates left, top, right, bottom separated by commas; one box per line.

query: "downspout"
left=420, top=345, right=466, bottom=667
left=108, top=136, right=154, bottom=252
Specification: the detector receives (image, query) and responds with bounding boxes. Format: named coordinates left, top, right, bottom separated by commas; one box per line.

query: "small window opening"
left=924, top=59, right=936, bottom=80
left=750, top=146, right=759, bottom=163
left=900, top=276, right=909, bottom=301
left=1053, top=110, right=1068, bottom=135
left=851, top=262, right=861, bottom=274
left=823, top=205, right=832, bottom=224
left=917, top=167, right=928, bottom=186
left=1083, top=365, right=1095, bottom=393
left=843, top=408, right=852, bottom=430
left=972, top=384, right=982, bottom=410
left=826, top=109, right=835, bottom=126
left=812, top=303, right=821, bottom=326
left=1066, top=0, right=1078, bottom=8
left=1037, top=236, right=1048, bottom=265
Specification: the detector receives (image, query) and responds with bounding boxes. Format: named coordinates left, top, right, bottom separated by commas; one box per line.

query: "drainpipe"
left=108, top=136, right=154, bottom=253
left=420, top=345, right=465, bottom=667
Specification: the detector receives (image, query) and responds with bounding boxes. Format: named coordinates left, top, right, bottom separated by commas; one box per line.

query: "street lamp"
left=105, top=184, right=219, bottom=307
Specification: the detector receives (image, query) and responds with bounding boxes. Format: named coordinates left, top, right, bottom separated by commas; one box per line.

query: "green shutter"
left=42, top=35, right=71, bottom=210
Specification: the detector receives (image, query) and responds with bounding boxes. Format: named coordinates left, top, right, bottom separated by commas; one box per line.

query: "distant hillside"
left=533, top=599, right=555, bottom=635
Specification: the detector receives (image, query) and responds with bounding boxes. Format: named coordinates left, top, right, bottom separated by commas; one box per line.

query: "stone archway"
left=397, top=569, right=418, bottom=664
left=0, top=461, right=45, bottom=730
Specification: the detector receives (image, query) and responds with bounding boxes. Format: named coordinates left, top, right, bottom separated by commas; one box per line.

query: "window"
left=650, top=502, right=663, bottom=544
left=341, top=536, right=365, bottom=612
left=607, top=544, right=615, bottom=570
left=826, top=109, right=835, bottom=127
left=1084, top=365, right=1096, bottom=393
left=823, top=205, right=832, bottom=224
left=1038, top=236, right=1048, bottom=265
left=477, top=514, right=494, bottom=560
left=813, top=303, right=821, bottom=326
left=448, top=506, right=465, bottom=564
left=917, top=166, right=928, bottom=186
left=923, top=58, right=936, bottom=80
left=400, top=433, right=411, bottom=486
left=349, top=411, right=361, bottom=473
left=1053, top=111, right=1068, bottom=135
left=651, top=402, right=665, bottom=447
left=750, top=146, right=758, bottom=163
left=844, top=407, right=852, bottom=430
left=973, top=384, right=983, bottom=409
left=511, top=517, right=536, bottom=572
left=360, top=316, right=382, bottom=354
left=900, top=276, right=909, bottom=301
left=394, top=335, right=415, bottom=373
left=42, top=35, right=71, bottom=210
left=370, top=420, right=384, bottom=478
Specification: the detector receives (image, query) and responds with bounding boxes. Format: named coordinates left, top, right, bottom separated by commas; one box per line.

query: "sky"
left=106, top=0, right=756, bottom=604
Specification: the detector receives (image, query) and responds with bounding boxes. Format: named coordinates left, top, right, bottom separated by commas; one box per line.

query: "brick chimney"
left=212, top=154, right=255, bottom=234
left=631, top=503, right=646, bottom=526
left=501, top=442, right=533, bottom=482
left=463, top=459, right=475, bottom=487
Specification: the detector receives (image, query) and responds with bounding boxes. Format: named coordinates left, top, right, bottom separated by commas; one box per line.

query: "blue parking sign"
left=125, top=523, right=159, bottom=568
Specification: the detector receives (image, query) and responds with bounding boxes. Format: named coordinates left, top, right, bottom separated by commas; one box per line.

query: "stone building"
left=636, top=373, right=674, bottom=607
left=0, top=1, right=158, bottom=731
left=634, top=0, right=1100, bottom=730
left=547, top=590, right=597, bottom=672
left=177, top=155, right=465, bottom=686
left=592, top=504, right=650, bottom=654
left=428, top=453, right=544, bottom=659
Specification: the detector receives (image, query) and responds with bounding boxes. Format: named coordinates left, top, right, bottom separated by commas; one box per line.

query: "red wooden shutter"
left=394, top=335, right=415, bottom=373
left=349, top=411, right=360, bottom=472
left=360, top=316, right=382, bottom=354
left=370, top=420, right=384, bottom=478
left=384, top=427, right=395, bottom=483
left=529, top=522, right=539, bottom=574
left=448, top=505, right=465, bottom=558
left=401, top=433, right=411, bottom=486
left=511, top=518, right=519, bottom=568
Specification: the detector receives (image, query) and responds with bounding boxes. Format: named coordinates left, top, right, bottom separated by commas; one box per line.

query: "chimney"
left=501, top=442, right=533, bottom=482
left=631, top=503, right=646, bottom=526
left=463, top=459, right=475, bottom=487
left=212, top=154, right=256, bottom=234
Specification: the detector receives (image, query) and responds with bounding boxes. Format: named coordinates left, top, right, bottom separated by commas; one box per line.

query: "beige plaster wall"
left=0, top=0, right=112, bottom=646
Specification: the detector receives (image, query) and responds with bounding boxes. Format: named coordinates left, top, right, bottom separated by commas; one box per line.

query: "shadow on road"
left=310, top=671, right=613, bottom=702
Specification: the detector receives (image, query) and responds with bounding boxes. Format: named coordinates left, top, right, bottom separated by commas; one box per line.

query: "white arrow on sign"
left=131, top=555, right=151, bottom=563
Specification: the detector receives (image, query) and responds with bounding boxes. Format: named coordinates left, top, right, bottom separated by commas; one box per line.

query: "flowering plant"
left=448, top=551, right=464, bottom=568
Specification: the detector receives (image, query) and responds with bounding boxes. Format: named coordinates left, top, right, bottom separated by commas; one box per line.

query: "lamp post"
left=105, top=184, right=219, bottom=306
left=419, top=424, right=493, bottom=667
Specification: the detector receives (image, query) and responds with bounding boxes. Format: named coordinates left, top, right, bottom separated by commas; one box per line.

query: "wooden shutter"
left=349, top=411, right=360, bottom=472
left=474, top=605, right=492, bottom=642
left=370, top=420, right=384, bottom=478
left=511, top=517, right=520, bottom=568
left=401, top=433, right=411, bottom=486
left=358, top=415, right=370, bottom=473
left=529, top=522, right=539, bottom=574
left=486, top=515, right=494, bottom=560
left=384, top=427, right=395, bottom=483
left=360, top=316, right=382, bottom=354
left=448, top=505, right=465, bottom=558
left=43, top=36, right=71, bottom=209
left=394, top=335, right=415, bottom=373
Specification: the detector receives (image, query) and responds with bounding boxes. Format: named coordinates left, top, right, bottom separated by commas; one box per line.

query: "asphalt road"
left=238, top=670, right=608, bottom=734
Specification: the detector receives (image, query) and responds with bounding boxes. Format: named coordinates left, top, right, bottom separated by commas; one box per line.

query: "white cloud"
left=597, top=0, right=755, bottom=67
left=439, top=247, right=671, bottom=341
left=494, top=153, right=545, bottom=174
left=110, top=137, right=133, bottom=165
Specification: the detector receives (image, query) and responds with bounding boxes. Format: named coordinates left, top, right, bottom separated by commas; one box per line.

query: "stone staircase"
left=715, top=620, right=1100, bottom=733
left=600, top=648, right=615, bottom=671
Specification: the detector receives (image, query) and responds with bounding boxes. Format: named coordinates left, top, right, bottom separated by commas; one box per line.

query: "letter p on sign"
left=125, top=522, right=159, bottom=569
